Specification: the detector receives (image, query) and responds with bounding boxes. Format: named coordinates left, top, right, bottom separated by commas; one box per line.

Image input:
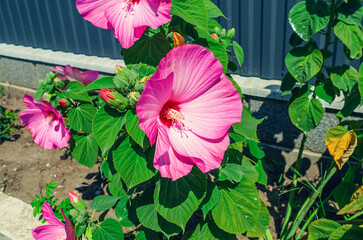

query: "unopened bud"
left=113, top=72, right=131, bottom=95
left=227, top=28, right=235, bottom=39
left=76, top=215, right=85, bottom=224
left=58, top=99, right=68, bottom=106
left=173, top=32, right=185, bottom=47
left=128, top=91, right=140, bottom=109
left=221, top=28, right=227, bottom=38
left=54, top=77, right=66, bottom=89
left=134, top=81, right=145, bottom=93
left=68, top=191, right=81, bottom=203
left=99, top=89, right=115, bottom=103
left=211, top=33, right=218, bottom=39
left=108, top=91, right=129, bottom=112
left=70, top=209, right=79, bottom=219
left=115, top=65, right=124, bottom=74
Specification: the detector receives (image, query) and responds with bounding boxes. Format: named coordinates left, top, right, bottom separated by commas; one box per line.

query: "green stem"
left=286, top=163, right=338, bottom=239
left=347, top=210, right=363, bottom=221
left=281, top=134, right=308, bottom=239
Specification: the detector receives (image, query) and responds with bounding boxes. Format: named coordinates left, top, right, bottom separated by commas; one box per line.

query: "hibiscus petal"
left=64, top=65, right=83, bottom=82
left=51, top=66, right=66, bottom=79
left=23, top=94, right=48, bottom=111
left=76, top=0, right=116, bottom=29
left=32, top=224, right=66, bottom=240
left=80, top=70, right=99, bottom=86
left=179, top=75, right=242, bottom=139
left=47, top=120, right=71, bottom=149
left=41, top=202, right=64, bottom=226
left=62, top=209, right=77, bottom=240
left=133, top=0, right=172, bottom=29
left=105, top=2, right=139, bottom=49
left=154, top=124, right=194, bottom=181
left=137, top=73, right=174, bottom=146
left=169, top=129, right=230, bottom=174
left=154, top=44, right=223, bottom=103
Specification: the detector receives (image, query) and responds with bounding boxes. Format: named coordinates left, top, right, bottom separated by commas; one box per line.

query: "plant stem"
left=347, top=210, right=363, bottom=221
left=286, top=163, right=338, bottom=239
left=281, top=134, right=308, bottom=239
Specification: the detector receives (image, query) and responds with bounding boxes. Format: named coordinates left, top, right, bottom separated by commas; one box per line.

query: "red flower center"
left=160, top=102, right=185, bottom=129
left=45, top=112, right=56, bottom=123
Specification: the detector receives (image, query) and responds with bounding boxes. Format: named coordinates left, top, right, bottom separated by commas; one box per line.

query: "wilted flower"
left=173, top=32, right=185, bottom=47
left=76, top=0, right=172, bottom=48
left=20, top=94, right=70, bottom=149
left=136, top=45, right=242, bottom=180
left=32, top=202, right=76, bottom=240
left=51, top=65, right=98, bottom=86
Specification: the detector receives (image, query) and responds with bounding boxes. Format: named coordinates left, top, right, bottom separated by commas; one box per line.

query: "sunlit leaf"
left=327, top=65, right=358, bottom=92
left=68, top=104, right=97, bottom=133
left=358, top=62, right=363, bottom=105
left=325, top=126, right=357, bottom=169
left=246, top=201, right=270, bottom=238
left=337, top=0, right=363, bottom=26
left=93, top=219, right=124, bottom=240
left=308, top=219, right=341, bottom=240
left=328, top=224, right=363, bottom=240
left=334, top=21, right=363, bottom=59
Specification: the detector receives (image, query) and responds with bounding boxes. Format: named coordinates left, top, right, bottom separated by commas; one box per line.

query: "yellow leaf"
left=173, top=32, right=185, bottom=47
left=351, top=186, right=363, bottom=202
left=325, top=126, right=357, bottom=169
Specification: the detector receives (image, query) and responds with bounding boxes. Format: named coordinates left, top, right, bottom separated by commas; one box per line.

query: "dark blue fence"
left=0, top=0, right=361, bottom=79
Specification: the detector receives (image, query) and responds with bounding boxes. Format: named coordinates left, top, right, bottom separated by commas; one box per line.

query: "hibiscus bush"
left=24, top=0, right=269, bottom=239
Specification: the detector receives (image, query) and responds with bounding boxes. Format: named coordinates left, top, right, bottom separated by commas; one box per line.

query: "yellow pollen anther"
left=163, top=108, right=185, bottom=128
left=45, top=112, right=56, bottom=123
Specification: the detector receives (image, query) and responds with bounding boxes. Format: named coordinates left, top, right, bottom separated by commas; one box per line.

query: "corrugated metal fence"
left=0, top=0, right=361, bottom=79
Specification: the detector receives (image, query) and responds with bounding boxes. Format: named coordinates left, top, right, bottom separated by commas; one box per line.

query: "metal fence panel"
left=0, top=0, right=361, bottom=79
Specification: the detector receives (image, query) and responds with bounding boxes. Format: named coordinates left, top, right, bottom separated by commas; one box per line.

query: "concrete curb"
left=0, top=192, right=41, bottom=240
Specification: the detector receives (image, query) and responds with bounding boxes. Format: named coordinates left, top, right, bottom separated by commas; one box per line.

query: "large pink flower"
left=20, top=94, right=70, bottom=150
left=32, top=202, right=76, bottom=240
left=76, top=0, right=172, bottom=48
left=51, top=65, right=99, bottom=86
left=136, top=45, right=242, bottom=180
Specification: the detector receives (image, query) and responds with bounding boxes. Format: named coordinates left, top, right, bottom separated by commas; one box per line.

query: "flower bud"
left=134, top=81, right=145, bottom=93
left=58, top=99, right=68, bottom=106
left=221, top=28, right=227, bottom=38
left=75, top=215, right=85, bottom=224
left=68, top=191, right=81, bottom=203
left=227, top=28, right=235, bottom=39
left=173, top=32, right=185, bottom=47
left=128, top=91, right=140, bottom=109
left=110, top=91, right=130, bottom=112
left=99, top=89, right=115, bottom=103
left=70, top=209, right=79, bottom=219
left=115, top=65, right=124, bottom=74
left=211, top=33, right=218, bottom=39
left=113, top=72, right=131, bottom=95
left=214, top=27, right=221, bottom=36
left=54, top=77, right=66, bottom=89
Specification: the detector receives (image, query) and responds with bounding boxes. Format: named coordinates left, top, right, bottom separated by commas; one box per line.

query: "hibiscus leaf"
left=68, top=103, right=97, bottom=133
left=125, top=110, right=148, bottom=149
left=246, top=201, right=270, bottom=238
left=62, top=81, right=92, bottom=102
left=171, top=0, right=208, bottom=30
left=112, top=136, right=156, bottom=189
left=308, top=219, right=341, bottom=240
left=186, top=218, right=237, bottom=240
left=90, top=195, right=119, bottom=212
left=93, top=218, right=124, bottom=240
left=71, top=134, right=98, bottom=169
left=82, top=77, right=114, bottom=92
left=334, top=20, right=363, bottom=59
left=219, top=149, right=243, bottom=183
left=205, top=0, right=225, bottom=19
left=231, top=109, right=263, bottom=142
left=93, top=105, right=125, bottom=153
left=328, top=224, right=363, bottom=240
left=114, top=198, right=139, bottom=227
left=122, top=33, right=171, bottom=67
left=154, top=167, right=207, bottom=230
left=211, top=178, right=261, bottom=234
left=327, top=65, right=358, bottom=92
left=137, top=185, right=182, bottom=238
left=200, top=184, right=220, bottom=220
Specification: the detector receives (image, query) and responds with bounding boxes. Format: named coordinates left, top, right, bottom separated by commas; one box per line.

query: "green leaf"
left=186, top=219, right=237, bottom=240
left=62, top=81, right=91, bottom=102
left=93, top=219, right=124, bottom=240
left=154, top=167, right=207, bottom=230
left=108, top=174, right=128, bottom=198
left=219, top=149, right=243, bottom=183
left=315, top=81, right=336, bottom=104
left=334, top=21, right=363, bottom=59
left=122, top=33, right=171, bottom=67
left=114, top=198, right=139, bottom=227
left=68, top=104, right=97, bottom=133
left=205, top=0, right=225, bottom=19
left=171, top=0, right=208, bottom=30
left=125, top=110, right=147, bottom=149
left=337, top=85, right=361, bottom=118
left=241, top=156, right=259, bottom=183
left=232, top=41, right=244, bottom=68
left=231, top=109, right=263, bottom=142
left=328, top=224, right=363, bottom=240
left=71, top=134, right=98, bottom=168
left=248, top=140, right=265, bottom=159
left=328, top=65, right=358, bottom=92
left=34, top=86, right=45, bottom=100
left=93, top=105, right=125, bottom=153
left=90, top=195, right=119, bottom=212
left=288, top=0, right=329, bottom=41
left=333, top=182, right=359, bottom=209
left=337, top=0, right=363, bottom=26
left=337, top=196, right=363, bottom=215
left=255, top=160, right=268, bottom=187
left=206, top=39, right=228, bottom=73
left=308, top=219, right=341, bottom=240
left=82, top=77, right=114, bottom=92
left=137, top=186, right=182, bottom=238
left=289, top=96, right=325, bottom=134
left=246, top=201, right=270, bottom=238
left=200, top=184, right=220, bottom=220
left=285, top=45, right=323, bottom=83
left=281, top=73, right=297, bottom=96
left=212, top=178, right=261, bottom=234
left=358, top=62, right=363, bottom=105
left=113, top=136, right=155, bottom=189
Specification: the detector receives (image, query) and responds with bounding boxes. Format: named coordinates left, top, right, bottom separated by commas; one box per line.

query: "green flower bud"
left=221, top=28, right=227, bottom=38
left=128, top=91, right=140, bottom=109
left=79, top=208, right=88, bottom=216
left=113, top=72, right=131, bottom=96
left=70, top=209, right=79, bottom=219
left=45, top=71, right=57, bottom=84
left=227, top=28, right=235, bottom=39
left=54, top=77, right=66, bottom=89
left=134, top=81, right=145, bottom=93
left=100, top=89, right=129, bottom=112
left=76, top=215, right=85, bottom=224
left=214, top=26, right=222, bottom=36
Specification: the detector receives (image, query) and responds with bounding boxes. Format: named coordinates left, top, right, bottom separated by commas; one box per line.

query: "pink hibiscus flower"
left=32, top=202, right=77, bottom=240
left=20, top=94, right=70, bottom=150
left=136, top=45, right=243, bottom=180
left=76, top=0, right=172, bottom=48
left=51, top=65, right=99, bottom=86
